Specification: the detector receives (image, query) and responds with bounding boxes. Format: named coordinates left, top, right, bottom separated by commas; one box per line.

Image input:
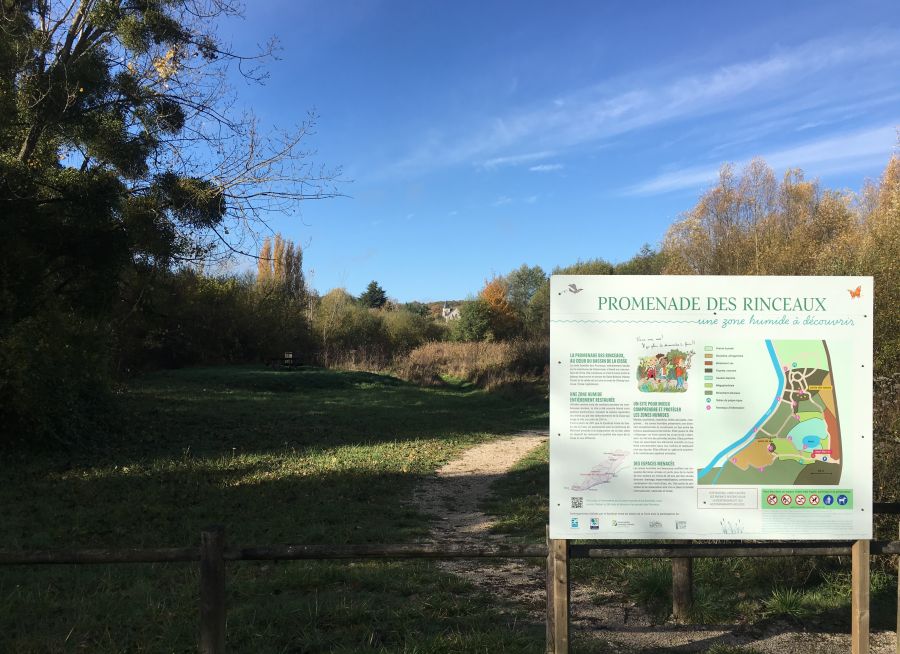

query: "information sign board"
left=549, top=275, right=872, bottom=540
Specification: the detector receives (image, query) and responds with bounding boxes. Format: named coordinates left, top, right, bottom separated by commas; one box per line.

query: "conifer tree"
left=359, top=281, right=387, bottom=308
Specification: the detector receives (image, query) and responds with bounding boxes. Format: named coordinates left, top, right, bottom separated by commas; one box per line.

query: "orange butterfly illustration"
left=848, top=286, right=861, bottom=299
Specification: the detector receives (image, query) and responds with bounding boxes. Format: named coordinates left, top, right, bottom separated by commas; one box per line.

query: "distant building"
left=441, top=303, right=460, bottom=321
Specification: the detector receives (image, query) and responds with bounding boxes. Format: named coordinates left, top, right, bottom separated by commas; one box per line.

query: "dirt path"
left=412, top=433, right=898, bottom=653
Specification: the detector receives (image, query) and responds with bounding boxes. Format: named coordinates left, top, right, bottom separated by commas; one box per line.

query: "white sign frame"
left=549, top=275, right=873, bottom=540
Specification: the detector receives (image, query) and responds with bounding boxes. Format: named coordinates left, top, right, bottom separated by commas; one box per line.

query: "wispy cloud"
left=523, top=195, right=539, bottom=204
left=491, top=195, right=513, bottom=206
left=625, top=124, right=898, bottom=196
left=381, top=33, right=900, bottom=179
left=480, top=150, right=555, bottom=170
left=529, top=163, right=564, bottom=172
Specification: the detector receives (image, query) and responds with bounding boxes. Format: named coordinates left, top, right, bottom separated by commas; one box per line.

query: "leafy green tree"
left=359, top=280, right=388, bottom=308
left=0, top=1, right=337, bottom=446
left=452, top=299, right=493, bottom=342
left=615, top=244, right=665, bottom=274
left=554, top=258, right=615, bottom=276
left=402, top=301, right=430, bottom=317
left=505, top=264, right=547, bottom=311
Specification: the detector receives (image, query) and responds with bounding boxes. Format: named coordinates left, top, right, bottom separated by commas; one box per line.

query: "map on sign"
left=570, top=449, right=629, bottom=491
left=698, top=340, right=842, bottom=486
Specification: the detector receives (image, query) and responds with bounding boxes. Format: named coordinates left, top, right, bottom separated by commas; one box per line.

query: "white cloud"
left=491, top=195, right=513, bottom=206
left=523, top=195, right=539, bottom=204
left=381, top=33, right=900, bottom=179
left=529, top=163, right=564, bottom=172
left=480, top=150, right=556, bottom=170
left=625, top=124, right=898, bottom=196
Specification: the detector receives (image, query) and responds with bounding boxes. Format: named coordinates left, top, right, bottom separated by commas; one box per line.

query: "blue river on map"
left=698, top=340, right=784, bottom=481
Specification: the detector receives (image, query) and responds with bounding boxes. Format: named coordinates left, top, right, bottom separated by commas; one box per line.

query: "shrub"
left=451, top=299, right=494, bottom=342
left=395, top=339, right=548, bottom=390
left=0, top=312, right=112, bottom=448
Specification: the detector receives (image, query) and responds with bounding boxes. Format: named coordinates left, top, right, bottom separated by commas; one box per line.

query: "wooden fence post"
left=200, top=526, right=226, bottom=654
left=546, top=528, right=569, bottom=654
left=851, top=538, right=869, bottom=654
left=672, top=555, right=693, bottom=621
left=546, top=527, right=553, bottom=653
left=896, top=522, right=899, bottom=654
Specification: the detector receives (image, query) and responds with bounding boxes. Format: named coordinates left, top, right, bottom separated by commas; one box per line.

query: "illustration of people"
left=657, top=355, right=669, bottom=387
left=674, top=355, right=689, bottom=390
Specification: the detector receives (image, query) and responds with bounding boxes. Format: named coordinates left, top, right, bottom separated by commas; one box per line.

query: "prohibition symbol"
left=781, top=494, right=792, bottom=505
left=766, top=494, right=778, bottom=505
left=795, top=494, right=806, bottom=506
left=809, top=494, right=820, bottom=505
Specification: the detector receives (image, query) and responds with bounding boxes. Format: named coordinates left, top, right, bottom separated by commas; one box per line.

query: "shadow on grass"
left=105, top=365, right=548, bottom=458
left=0, top=364, right=551, bottom=652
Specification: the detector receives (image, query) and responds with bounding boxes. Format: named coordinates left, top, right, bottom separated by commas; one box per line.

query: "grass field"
left=482, top=442, right=899, bottom=628
left=0, top=366, right=550, bottom=653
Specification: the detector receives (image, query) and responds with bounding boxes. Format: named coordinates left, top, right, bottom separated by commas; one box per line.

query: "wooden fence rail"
left=4, top=540, right=900, bottom=565
left=1, top=508, right=899, bottom=653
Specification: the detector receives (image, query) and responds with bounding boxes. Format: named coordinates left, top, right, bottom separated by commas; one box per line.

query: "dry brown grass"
left=394, top=339, right=549, bottom=390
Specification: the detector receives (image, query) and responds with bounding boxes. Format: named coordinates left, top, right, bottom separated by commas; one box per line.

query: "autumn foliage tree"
left=257, top=234, right=306, bottom=300
left=662, top=155, right=900, bottom=372
left=478, top=276, right=519, bottom=340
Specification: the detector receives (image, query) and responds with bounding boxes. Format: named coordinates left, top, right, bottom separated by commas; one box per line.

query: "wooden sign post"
left=546, top=528, right=569, bottom=654
left=851, top=538, right=870, bottom=654
left=672, top=555, right=693, bottom=621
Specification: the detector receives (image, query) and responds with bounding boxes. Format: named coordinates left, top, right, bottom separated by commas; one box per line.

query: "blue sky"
left=222, top=1, right=900, bottom=302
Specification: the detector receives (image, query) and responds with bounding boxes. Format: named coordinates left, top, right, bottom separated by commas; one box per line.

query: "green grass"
left=0, top=365, right=549, bottom=653
left=481, top=442, right=899, bottom=629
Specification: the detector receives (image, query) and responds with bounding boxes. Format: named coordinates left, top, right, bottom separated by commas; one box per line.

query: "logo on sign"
left=589, top=517, right=600, bottom=530
left=570, top=518, right=579, bottom=529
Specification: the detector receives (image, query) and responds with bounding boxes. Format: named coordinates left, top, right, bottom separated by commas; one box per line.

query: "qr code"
left=571, top=497, right=583, bottom=509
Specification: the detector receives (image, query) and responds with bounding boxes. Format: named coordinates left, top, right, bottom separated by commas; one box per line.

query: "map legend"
left=707, top=346, right=746, bottom=411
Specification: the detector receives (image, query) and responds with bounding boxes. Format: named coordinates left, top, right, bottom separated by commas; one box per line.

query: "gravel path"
left=411, top=433, right=897, bottom=652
